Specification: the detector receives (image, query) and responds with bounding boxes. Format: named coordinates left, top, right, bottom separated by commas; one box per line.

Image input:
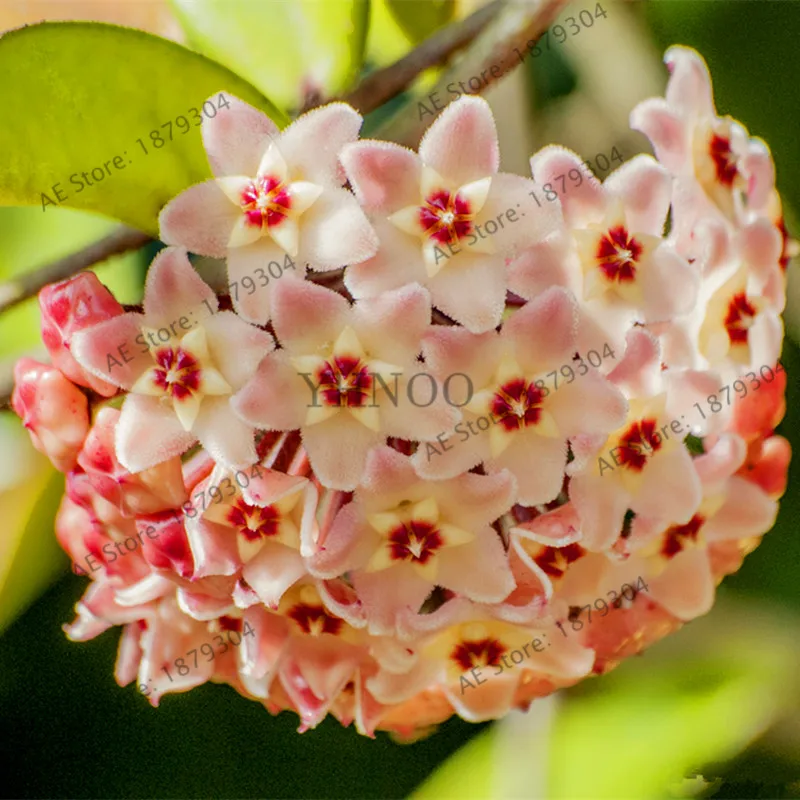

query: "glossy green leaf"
left=385, top=0, right=455, bottom=44
left=0, top=22, right=287, bottom=236
left=169, top=0, right=369, bottom=113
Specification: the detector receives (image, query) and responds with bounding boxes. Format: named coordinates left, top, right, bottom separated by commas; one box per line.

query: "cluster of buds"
left=12, top=46, right=790, bottom=737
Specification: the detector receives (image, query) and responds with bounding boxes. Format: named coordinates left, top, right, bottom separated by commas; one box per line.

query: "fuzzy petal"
left=203, top=310, right=274, bottom=390
left=649, top=547, right=714, bottom=621
left=202, top=93, right=280, bottom=178
left=428, top=251, right=507, bottom=333
left=158, top=180, right=241, bottom=258
left=232, top=351, right=309, bottom=432
left=419, top=96, right=500, bottom=185
left=341, top=141, right=422, bottom=214
left=116, top=394, right=196, bottom=473
left=279, top=102, right=362, bottom=187
left=298, top=187, right=379, bottom=271
left=71, top=312, right=149, bottom=391
left=604, top=155, right=672, bottom=237
left=143, top=247, right=218, bottom=324
left=530, top=145, right=604, bottom=225
left=193, top=396, right=256, bottom=469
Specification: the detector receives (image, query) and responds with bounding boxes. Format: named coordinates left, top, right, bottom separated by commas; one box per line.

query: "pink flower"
left=185, top=459, right=320, bottom=608
left=341, top=97, right=558, bottom=333
left=414, top=287, right=627, bottom=506
left=631, top=46, right=774, bottom=225
left=240, top=581, right=369, bottom=730
left=71, top=247, right=274, bottom=472
left=510, top=149, right=698, bottom=359
left=27, top=46, right=792, bottom=737
left=309, top=446, right=517, bottom=636
left=159, top=96, right=378, bottom=324
left=367, top=598, right=593, bottom=722
left=568, top=329, right=711, bottom=551
left=232, top=278, right=458, bottom=490
left=39, top=272, right=125, bottom=397
left=604, top=434, right=777, bottom=620
left=12, top=359, right=90, bottom=471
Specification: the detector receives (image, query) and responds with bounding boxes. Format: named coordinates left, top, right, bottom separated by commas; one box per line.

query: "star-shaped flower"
left=72, top=247, right=275, bottom=472
left=159, top=95, right=379, bottom=324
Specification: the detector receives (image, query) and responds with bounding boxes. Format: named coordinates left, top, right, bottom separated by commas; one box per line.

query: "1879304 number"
left=137, top=93, right=231, bottom=155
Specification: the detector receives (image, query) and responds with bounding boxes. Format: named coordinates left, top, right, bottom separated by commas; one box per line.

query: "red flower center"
left=450, top=638, right=507, bottom=671
left=316, top=356, right=373, bottom=408
left=491, top=379, right=544, bottom=432
left=617, top=418, right=662, bottom=472
left=152, top=347, right=201, bottom=400
left=661, top=514, right=705, bottom=558
left=709, top=133, right=738, bottom=187
left=419, top=190, right=473, bottom=246
left=241, top=175, right=292, bottom=229
left=287, top=603, right=343, bottom=636
left=596, top=225, right=642, bottom=283
left=218, top=615, right=242, bottom=633
left=724, top=292, right=757, bottom=345
left=226, top=498, right=280, bottom=541
left=388, top=520, right=444, bottom=565
left=532, top=543, right=586, bottom=579
left=778, top=217, right=790, bottom=272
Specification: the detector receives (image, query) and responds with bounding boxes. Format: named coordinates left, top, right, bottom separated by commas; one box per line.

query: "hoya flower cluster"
left=13, top=47, right=790, bottom=737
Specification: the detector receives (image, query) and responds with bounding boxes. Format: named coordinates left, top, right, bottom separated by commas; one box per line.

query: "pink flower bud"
left=39, top=272, right=123, bottom=397
left=78, top=407, right=187, bottom=516
left=12, top=359, right=90, bottom=471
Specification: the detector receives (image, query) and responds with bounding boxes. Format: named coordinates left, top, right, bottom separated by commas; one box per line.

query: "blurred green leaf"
left=169, top=0, right=369, bottom=113
left=548, top=610, right=799, bottom=799
left=413, top=725, right=495, bottom=799
left=386, top=0, right=455, bottom=44
left=0, top=22, right=286, bottom=235
left=0, top=415, right=63, bottom=634
left=366, top=0, right=415, bottom=68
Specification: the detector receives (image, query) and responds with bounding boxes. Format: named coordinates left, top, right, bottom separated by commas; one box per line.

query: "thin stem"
left=0, top=225, right=151, bottom=315
left=375, top=0, right=568, bottom=147
left=340, top=0, right=506, bottom=114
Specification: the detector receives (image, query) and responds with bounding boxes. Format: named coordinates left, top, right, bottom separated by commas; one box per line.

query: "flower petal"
left=193, top=396, right=257, bottom=469
left=341, top=141, right=422, bottom=214
left=428, top=251, right=507, bottom=333
left=71, top=312, right=149, bottom=391
left=202, top=93, right=280, bottom=178
left=604, top=155, right=672, bottom=236
left=158, top=180, right=241, bottom=258
left=203, top=310, right=274, bottom=390
left=116, top=394, right=196, bottom=473
left=279, top=102, right=363, bottom=188
left=143, top=246, right=218, bottom=324
left=419, top=96, right=500, bottom=185
left=298, top=187, right=379, bottom=271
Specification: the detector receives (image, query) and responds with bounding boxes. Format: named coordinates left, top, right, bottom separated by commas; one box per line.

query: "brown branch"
left=375, top=0, right=569, bottom=147
left=0, top=225, right=151, bottom=316
left=339, top=0, right=506, bottom=114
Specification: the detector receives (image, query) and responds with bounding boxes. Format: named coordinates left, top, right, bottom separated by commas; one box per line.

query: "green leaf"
left=413, top=726, right=495, bottom=799
left=0, top=416, right=63, bottom=634
left=547, top=607, right=800, bottom=798
left=0, top=22, right=287, bottom=236
left=386, top=0, right=455, bottom=44
left=169, top=0, right=370, bottom=113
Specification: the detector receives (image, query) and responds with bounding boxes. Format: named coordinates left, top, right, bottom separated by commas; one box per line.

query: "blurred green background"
left=0, top=2, right=798, bottom=798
